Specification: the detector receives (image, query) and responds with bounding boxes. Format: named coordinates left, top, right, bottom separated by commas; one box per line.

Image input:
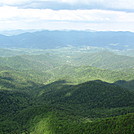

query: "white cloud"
left=100, top=0, right=134, bottom=10
left=0, top=0, right=28, bottom=5
left=0, top=0, right=134, bottom=10
left=0, top=6, right=134, bottom=22
left=60, top=0, right=134, bottom=9
left=60, top=0, right=134, bottom=10
left=0, top=0, right=56, bottom=5
left=0, top=6, right=134, bottom=31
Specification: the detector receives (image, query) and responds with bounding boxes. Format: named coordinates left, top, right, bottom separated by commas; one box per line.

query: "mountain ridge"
left=0, top=30, right=134, bottom=50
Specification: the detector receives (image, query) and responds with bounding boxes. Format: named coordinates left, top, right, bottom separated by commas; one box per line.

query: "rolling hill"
left=0, top=78, right=134, bottom=134
left=0, top=46, right=134, bottom=134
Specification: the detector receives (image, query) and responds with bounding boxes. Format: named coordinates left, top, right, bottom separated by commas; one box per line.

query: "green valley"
left=0, top=47, right=134, bottom=134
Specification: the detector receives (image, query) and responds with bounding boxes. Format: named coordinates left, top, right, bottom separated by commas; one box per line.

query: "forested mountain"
left=0, top=31, right=134, bottom=49
left=1, top=49, right=134, bottom=70
left=0, top=46, right=134, bottom=133
left=115, top=80, right=134, bottom=91
left=0, top=51, right=134, bottom=85
left=38, top=80, right=134, bottom=111
left=68, top=51, right=134, bottom=70
left=0, top=77, right=134, bottom=133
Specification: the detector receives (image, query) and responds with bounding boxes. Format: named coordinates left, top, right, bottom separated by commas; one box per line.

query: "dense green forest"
left=0, top=48, right=134, bottom=134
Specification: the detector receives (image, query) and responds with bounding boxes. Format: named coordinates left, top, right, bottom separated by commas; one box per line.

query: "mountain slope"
left=0, top=47, right=134, bottom=134
left=70, top=51, right=134, bottom=70
left=115, top=80, right=134, bottom=91
left=0, top=54, right=66, bottom=71
left=39, top=80, right=134, bottom=108
left=0, top=73, right=134, bottom=133
left=3, top=104, right=134, bottom=134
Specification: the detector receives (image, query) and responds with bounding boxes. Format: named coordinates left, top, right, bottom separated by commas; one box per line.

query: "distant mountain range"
left=0, top=30, right=134, bottom=50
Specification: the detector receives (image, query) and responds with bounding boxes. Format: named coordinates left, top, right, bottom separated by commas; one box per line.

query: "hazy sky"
left=0, top=0, right=134, bottom=31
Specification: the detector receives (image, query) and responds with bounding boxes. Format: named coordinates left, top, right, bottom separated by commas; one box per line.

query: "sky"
left=0, top=0, right=134, bottom=32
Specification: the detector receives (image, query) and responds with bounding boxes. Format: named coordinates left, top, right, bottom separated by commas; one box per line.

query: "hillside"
left=0, top=79, right=134, bottom=134
left=1, top=48, right=134, bottom=71
left=70, top=51, right=134, bottom=70
left=0, top=47, right=134, bottom=134
left=0, top=50, right=134, bottom=84
left=0, top=53, right=66, bottom=71
left=13, top=110, right=134, bottom=134
left=38, top=80, right=134, bottom=116
left=115, top=80, right=134, bottom=91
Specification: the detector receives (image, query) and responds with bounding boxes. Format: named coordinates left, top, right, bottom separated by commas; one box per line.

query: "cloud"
left=0, top=6, right=134, bottom=31
left=0, top=0, right=134, bottom=10
left=60, top=0, right=134, bottom=9
left=0, top=0, right=28, bottom=5
left=0, top=6, right=134, bottom=22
